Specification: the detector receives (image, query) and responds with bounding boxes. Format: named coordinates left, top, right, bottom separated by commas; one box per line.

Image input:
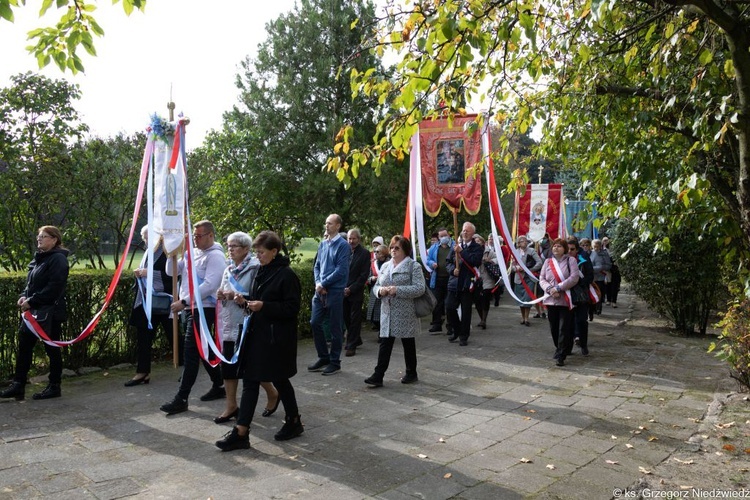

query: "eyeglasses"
left=193, top=232, right=209, bottom=239
left=37, top=234, right=52, bottom=240
left=227, top=244, right=243, bottom=249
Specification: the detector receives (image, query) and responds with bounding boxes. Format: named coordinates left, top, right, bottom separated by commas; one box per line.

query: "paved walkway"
left=0, top=291, right=738, bottom=499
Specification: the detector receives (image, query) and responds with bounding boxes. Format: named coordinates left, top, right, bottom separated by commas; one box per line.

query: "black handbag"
left=570, top=284, right=589, bottom=306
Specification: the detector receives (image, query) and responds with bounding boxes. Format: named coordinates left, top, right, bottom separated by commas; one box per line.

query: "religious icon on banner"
left=436, top=139, right=465, bottom=184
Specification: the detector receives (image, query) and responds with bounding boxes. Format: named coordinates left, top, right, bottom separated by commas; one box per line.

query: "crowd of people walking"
left=0, top=217, right=622, bottom=454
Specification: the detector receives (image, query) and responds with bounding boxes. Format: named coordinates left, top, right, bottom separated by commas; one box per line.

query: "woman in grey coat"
left=365, top=235, right=426, bottom=387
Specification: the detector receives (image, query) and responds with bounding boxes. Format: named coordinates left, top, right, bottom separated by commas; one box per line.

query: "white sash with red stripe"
left=549, top=257, right=574, bottom=310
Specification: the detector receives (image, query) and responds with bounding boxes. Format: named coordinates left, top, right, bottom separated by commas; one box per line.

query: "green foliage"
left=0, top=261, right=316, bottom=381
left=339, top=0, right=750, bottom=287
left=0, top=73, right=141, bottom=271
left=711, top=299, right=750, bottom=391
left=612, top=221, right=727, bottom=335
left=0, top=72, right=88, bottom=271
left=0, top=0, right=146, bottom=73
left=188, top=0, right=409, bottom=243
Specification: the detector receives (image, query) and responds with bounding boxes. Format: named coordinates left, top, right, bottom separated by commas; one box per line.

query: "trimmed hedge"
left=0, top=260, right=315, bottom=381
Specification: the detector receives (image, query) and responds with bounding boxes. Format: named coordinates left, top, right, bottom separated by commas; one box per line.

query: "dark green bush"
left=0, top=260, right=315, bottom=381
left=611, top=222, right=727, bottom=335
left=711, top=299, right=750, bottom=391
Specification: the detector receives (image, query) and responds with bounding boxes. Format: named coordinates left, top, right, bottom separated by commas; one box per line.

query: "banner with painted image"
left=418, top=115, right=483, bottom=216
left=517, top=183, right=565, bottom=242
left=152, top=133, right=185, bottom=256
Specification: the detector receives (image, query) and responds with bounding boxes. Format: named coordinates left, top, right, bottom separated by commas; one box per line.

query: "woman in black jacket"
left=216, top=230, right=303, bottom=451
left=0, top=226, right=69, bottom=401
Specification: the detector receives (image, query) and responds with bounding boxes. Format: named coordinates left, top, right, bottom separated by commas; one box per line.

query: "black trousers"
left=372, top=336, right=417, bottom=380
left=135, top=313, right=175, bottom=374
left=15, top=320, right=63, bottom=385
left=430, top=275, right=450, bottom=328
left=237, top=377, right=298, bottom=428
left=547, top=305, right=574, bottom=360
left=572, top=303, right=589, bottom=351
left=343, top=295, right=364, bottom=350
left=446, top=289, right=474, bottom=340
left=177, top=308, right=223, bottom=400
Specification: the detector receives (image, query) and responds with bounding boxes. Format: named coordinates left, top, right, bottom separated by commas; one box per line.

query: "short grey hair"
left=348, top=228, right=361, bottom=238
left=140, top=226, right=149, bottom=239
left=226, top=231, right=252, bottom=248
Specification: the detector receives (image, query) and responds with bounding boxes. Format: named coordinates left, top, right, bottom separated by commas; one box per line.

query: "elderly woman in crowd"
left=125, top=226, right=175, bottom=387
left=216, top=231, right=303, bottom=451
left=590, top=238, right=612, bottom=317
left=1, top=226, right=69, bottom=401
left=365, top=235, right=425, bottom=388
left=473, top=234, right=497, bottom=329
left=366, top=244, right=390, bottom=330
left=511, top=235, right=543, bottom=326
left=214, top=232, right=280, bottom=424
left=539, top=238, right=580, bottom=367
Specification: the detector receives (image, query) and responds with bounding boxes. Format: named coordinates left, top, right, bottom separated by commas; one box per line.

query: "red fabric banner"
left=419, top=115, right=483, bottom=216
left=516, top=183, right=565, bottom=242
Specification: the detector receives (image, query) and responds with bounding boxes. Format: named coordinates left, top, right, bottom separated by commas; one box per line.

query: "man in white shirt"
left=160, top=220, right=226, bottom=415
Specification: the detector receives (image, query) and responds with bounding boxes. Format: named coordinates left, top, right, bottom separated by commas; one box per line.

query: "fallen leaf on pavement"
left=723, top=444, right=736, bottom=452
left=673, top=458, right=695, bottom=465
left=546, top=464, right=556, bottom=470
left=520, top=458, right=533, bottom=463
left=626, top=444, right=634, bottom=449
left=605, top=460, right=620, bottom=465
left=438, top=438, right=445, bottom=443
left=417, top=454, right=428, bottom=459
left=716, top=422, right=736, bottom=429
left=611, top=435, right=618, bottom=440
left=639, top=466, right=652, bottom=474
left=443, top=473, right=452, bottom=479
left=648, top=436, right=659, bottom=442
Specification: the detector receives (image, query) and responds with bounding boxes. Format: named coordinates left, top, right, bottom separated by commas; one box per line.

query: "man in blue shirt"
left=308, top=214, right=350, bottom=375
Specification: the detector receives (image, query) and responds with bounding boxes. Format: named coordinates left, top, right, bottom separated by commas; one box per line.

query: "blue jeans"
left=310, top=289, right=344, bottom=366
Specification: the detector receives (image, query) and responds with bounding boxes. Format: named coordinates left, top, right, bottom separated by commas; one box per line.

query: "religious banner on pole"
left=418, top=114, right=483, bottom=217
left=516, top=183, right=565, bottom=242
left=151, top=116, right=186, bottom=256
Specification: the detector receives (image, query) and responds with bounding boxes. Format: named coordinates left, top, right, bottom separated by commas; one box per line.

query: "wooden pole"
left=168, top=96, right=179, bottom=369
left=452, top=208, right=459, bottom=241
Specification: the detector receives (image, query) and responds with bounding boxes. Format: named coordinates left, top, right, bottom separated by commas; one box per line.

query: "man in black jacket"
left=445, top=222, right=484, bottom=346
left=343, top=229, right=371, bottom=357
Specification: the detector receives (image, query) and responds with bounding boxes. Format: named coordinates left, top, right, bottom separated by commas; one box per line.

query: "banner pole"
left=452, top=207, right=459, bottom=241
left=168, top=94, right=180, bottom=369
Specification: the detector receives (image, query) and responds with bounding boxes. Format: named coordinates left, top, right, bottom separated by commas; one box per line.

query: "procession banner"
left=418, top=115, right=483, bottom=217
left=516, top=183, right=565, bottom=242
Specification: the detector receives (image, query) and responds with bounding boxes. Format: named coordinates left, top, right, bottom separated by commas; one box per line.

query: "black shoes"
left=556, top=358, right=565, bottom=367
left=124, top=376, right=150, bottom=387
left=215, top=427, right=250, bottom=451
left=581, top=347, right=590, bottom=356
left=364, top=376, right=383, bottom=387
left=400, top=373, right=418, bottom=384
left=459, top=339, right=468, bottom=346
left=321, top=364, right=341, bottom=376
left=200, top=386, right=226, bottom=401
left=307, top=359, right=330, bottom=372
left=214, top=408, right=239, bottom=424
left=160, top=396, right=188, bottom=415
left=274, top=415, right=304, bottom=441
left=32, top=383, right=60, bottom=400
left=0, top=381, right=24, bottom=400
left=428, top=325, right=442, bottom=334
left=262, top=396, right=280, bottom=417
left=448, top=334, right=459, bottom=343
